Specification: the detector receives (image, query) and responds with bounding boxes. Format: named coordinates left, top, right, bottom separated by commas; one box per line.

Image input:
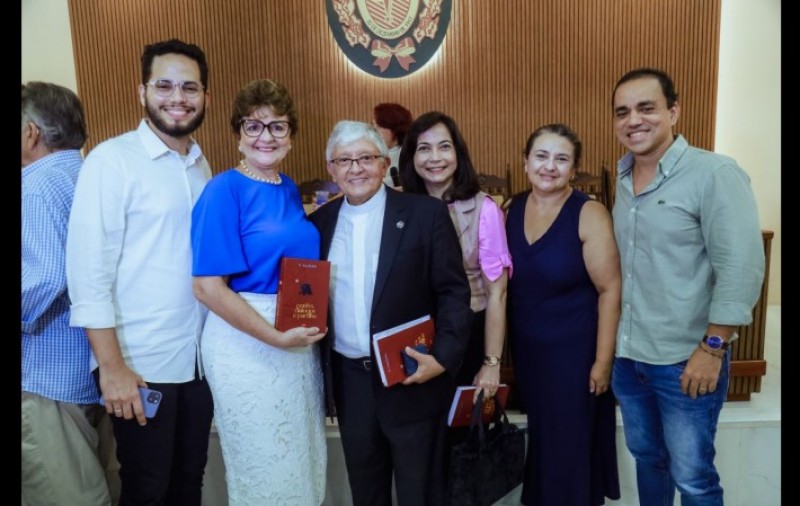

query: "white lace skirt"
left=201, top=292, right=326, bottom=506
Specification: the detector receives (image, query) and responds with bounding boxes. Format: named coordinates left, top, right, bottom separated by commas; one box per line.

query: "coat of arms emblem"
left=326, top=0, right=452, bottom=78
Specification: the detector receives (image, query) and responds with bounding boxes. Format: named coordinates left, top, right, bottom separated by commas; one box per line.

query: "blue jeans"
left=612, top=354, right=729, bottom=506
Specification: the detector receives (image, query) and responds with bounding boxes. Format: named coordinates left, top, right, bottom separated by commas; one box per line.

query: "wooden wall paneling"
left=727, top=231, right=772, bottom=401
left=72, top=0, right=776, bottom=398
left=69, top=0, right=721, bottom=196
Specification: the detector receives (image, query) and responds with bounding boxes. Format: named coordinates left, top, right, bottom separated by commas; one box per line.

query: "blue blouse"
left=191, top=169, right=321, bottom=294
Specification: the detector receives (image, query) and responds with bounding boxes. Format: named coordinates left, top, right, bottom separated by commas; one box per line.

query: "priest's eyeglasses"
left=329, top=154, right=384, bottom=169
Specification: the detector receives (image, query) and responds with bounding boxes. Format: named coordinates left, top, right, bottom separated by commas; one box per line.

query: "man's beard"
left=145, top=102, right=206, bottom=138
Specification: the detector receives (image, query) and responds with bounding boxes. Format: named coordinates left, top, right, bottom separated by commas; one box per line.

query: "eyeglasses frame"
left=146, top=79, right=206, bottom=98
left=238, top=119, right=292, bottom=139
left=328, top=154, right=386, bottom=169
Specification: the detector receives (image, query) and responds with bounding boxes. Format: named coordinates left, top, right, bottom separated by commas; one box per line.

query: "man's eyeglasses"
left=147, top=79, right=205, bottom=99
left=239, top=119, right=291, bottom=139
left=329, top=154, right=384, bottom=169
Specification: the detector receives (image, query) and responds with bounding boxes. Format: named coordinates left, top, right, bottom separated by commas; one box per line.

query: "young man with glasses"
left=309, top=121, right=472, bottom=506
left=66, top=39, right=214, bottom=505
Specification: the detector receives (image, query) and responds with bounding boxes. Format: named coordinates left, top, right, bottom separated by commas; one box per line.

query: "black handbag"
left=446, top=391, right=526, bottom=506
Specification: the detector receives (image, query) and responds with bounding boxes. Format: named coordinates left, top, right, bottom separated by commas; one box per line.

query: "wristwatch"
left=702, top=335, right=730, bottom=351
left=483, top=355, right=501, bottom=366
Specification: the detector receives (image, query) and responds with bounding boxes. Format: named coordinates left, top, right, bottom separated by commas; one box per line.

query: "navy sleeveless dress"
left=506, top=190, right=620, bottom=505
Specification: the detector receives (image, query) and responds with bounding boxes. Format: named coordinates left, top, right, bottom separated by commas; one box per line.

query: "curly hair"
left=141, top=39, right=209, bottom=88
left=230, top=79, right=298, bottom=138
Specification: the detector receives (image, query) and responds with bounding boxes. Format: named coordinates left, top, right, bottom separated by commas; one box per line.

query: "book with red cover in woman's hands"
left=447, top=385, right=511, bottom=427
left=372, top=315, right=434, bottom=387
left=274, top=257, right=331, bottom=332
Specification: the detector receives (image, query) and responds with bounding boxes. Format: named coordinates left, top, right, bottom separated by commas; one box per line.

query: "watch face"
left=705, top=335, right=725, bottom=349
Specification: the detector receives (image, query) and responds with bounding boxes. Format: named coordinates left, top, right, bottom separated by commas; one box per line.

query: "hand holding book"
left=373, top=315, right=443, bottom=387
left=274, top=257, right=330, bottom=333
left=271, top=326, right=326, bottom=349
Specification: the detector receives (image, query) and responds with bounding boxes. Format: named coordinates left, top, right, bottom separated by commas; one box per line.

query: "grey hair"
left=325, top=120, right=389, bottom=161
left=21, top=81, right=87, bottom=150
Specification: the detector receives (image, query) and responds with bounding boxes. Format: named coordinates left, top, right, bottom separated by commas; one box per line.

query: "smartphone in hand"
left=99, top=387, right=163, bottom=418
left=401, top=344, right=429, bottom=375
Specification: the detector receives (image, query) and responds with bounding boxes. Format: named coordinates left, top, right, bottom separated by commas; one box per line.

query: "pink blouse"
left=477, top=197, right=513, bottom=281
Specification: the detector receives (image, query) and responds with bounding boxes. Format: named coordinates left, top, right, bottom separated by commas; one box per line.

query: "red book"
left=447, top=384, right=511, bottom=427
left=372, top=315, right=435, bottom=387
left=274, top=257, right=331, bottom=332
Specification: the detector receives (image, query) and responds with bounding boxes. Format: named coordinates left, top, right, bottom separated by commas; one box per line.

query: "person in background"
left=66, top=38, right=214, bottom=505
left=610, top=67, right=764, bottom=505
left=400, top=111, right=512, bottom=403
left=22, top=81, right=114, bottom=506
left=505, top=123, right=621, bottom=505
left=309, top=120, right=471, bottom=505
left=373, top=102, right=413, bottom=188
left=191, top=79, right=327, bottom=505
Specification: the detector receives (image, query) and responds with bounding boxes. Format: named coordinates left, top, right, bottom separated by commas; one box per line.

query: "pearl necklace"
left=239, top=160, right=282, bottom=185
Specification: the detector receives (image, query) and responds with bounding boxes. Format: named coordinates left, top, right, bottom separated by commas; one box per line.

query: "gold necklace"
left=239, top=160, right=282, bottom=185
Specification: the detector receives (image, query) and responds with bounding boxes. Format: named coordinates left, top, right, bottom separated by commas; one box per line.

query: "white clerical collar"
left=341, top=184, right=387, bottom=215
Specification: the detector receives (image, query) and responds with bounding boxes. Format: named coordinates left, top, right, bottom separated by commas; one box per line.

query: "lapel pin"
left=396, top=221, right=405, bottom=229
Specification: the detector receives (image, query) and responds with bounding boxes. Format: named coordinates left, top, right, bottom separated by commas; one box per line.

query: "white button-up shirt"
left=66, top=120, right=211, bottom=382
left=328, top=186, right=386, bottom=358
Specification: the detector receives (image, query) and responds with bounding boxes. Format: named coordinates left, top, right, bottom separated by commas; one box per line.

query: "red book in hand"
left=372, top=315, right=435, bottom=387
left=447, top=384, right=511, bottom=427
left=274, top=257, right=331, bottom=332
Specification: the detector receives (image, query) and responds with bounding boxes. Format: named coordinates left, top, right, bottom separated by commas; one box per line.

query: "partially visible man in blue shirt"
left=610, top=67, right=765, bottom=506
left=22, top=81, right=113, bottom=505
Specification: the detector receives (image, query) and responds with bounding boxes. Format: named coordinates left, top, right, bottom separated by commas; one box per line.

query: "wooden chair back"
left=571, top=163, right=613, bottom=211
left=477, top=165, right=512, bottom=206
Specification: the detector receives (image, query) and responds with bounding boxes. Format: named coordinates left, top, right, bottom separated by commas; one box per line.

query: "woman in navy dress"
left=506, top=124, right=621, bottom=505
left=191, top=79, right=326, bottom=505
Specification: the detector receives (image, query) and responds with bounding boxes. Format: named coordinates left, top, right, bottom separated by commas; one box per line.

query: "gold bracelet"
left=697, top=343, right=724, bottom=359
left=483, top=355, right=501, bottom=366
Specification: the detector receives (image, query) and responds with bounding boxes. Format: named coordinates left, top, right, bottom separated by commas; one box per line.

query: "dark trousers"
left=94, top=368, right=214, bottom=506
left=332, top=352, right=447, bottom=506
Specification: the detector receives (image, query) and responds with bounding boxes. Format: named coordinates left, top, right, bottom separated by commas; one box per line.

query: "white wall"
left=21, top=0, right=781, bottom=304
left=715, top=0, right=781, bottom=304
left=21, top=0, right=77, bottom=92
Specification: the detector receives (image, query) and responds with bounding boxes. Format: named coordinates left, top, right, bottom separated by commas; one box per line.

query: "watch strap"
left=698, top=342, right=726, bottom=358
